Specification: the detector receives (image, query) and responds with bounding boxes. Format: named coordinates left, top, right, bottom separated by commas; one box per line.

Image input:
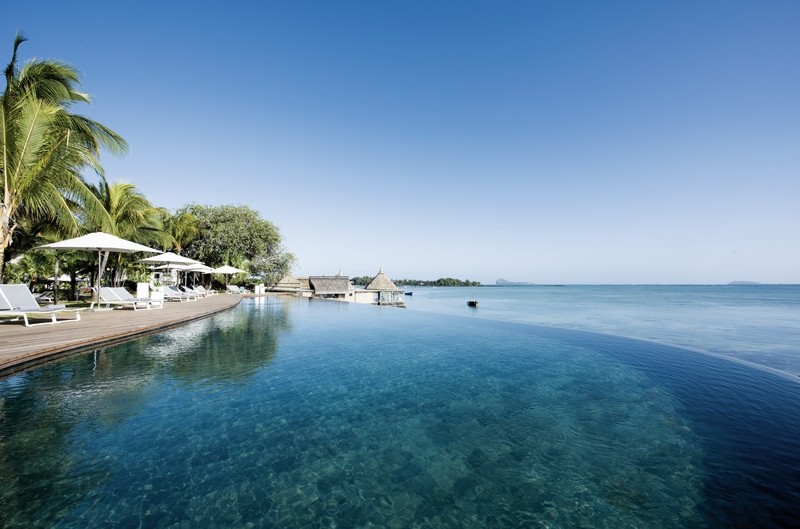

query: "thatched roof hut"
left=356, top=269, right=404, bottom=306
left=365, top=269, right=399, bottom=291
left=271, top=274, right=302, bottom=291
left=309, top=276, right=351, bottom=297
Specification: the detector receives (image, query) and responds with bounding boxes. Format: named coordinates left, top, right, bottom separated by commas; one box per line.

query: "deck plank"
left=0, top=294, right=251, bottom=375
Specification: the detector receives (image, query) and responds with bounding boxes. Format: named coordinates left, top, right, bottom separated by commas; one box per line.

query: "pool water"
left=1, top=297, right=799, bottom=528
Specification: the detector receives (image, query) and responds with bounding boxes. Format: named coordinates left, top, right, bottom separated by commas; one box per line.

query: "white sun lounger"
left=181, top=285, right=207, bottom=297
left=92, top=287, right=145, bottom=311
left=92, top=287, right=162, bottom=311
left=164, top=285, right=197, bottom=301
left=112, top=287, right=164, bottom=309
left=0, top=284, right=82, bottom=327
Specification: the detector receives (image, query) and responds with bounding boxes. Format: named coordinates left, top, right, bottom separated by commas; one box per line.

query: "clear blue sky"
left=5, top=1, right=799, bottom=284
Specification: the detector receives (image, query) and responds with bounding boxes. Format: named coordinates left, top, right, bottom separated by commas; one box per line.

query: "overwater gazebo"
left=355, top=269, right=405, bottom=306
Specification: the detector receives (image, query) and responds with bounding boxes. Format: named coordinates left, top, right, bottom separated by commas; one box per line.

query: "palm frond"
left=18, top=60, right=90, bottom=106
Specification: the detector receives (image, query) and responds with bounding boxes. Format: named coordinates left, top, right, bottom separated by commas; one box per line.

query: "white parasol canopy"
left=151, top=262, right=210, bottom=285
left=38, top=232, right=160, bottom=306
left=182, top=264, right=213, bottom=286
left=151, top=263, right=193, bottom=270
left=211, top=265, right=246, bottom=288
left=137, top=252, right=199, bottom=266
left=186, top=264, right=213, bottom=273
left=137, top=252, right=200, bottom=285
left=211, top=265, right=246, bottom=275
left=39, top=232, right=159, bottom=254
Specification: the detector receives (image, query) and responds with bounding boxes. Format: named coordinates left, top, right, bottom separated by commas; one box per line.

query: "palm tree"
left=0, top=33, right=127, bottom=280
left=163, top=210, right=199, bottom=254
left=89, top=178, right=166, bottom=243
left=88, top=178, right=169, bottom=285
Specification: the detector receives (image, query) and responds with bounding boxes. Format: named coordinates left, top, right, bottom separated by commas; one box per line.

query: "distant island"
left=727, top=281, right=761, bottom=285
left=351, top=276, right=481, bottom=287
left=496, top=278, right=534, bottom=286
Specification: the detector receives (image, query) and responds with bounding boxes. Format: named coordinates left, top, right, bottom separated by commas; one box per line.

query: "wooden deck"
left=0, top=294, right=250, bottom=375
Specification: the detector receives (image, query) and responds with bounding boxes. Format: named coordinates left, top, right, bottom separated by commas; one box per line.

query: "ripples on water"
left=0, top=297, right=799, bottom=528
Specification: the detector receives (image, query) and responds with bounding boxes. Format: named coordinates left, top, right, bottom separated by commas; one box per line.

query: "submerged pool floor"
left=1, top=298, right=798, bottom=528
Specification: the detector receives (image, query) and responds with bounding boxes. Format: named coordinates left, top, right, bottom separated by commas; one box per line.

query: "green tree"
left=250, top=250, right=296, bottom=287
left=0, top=34, right=126, bottom=280
left=181, top=204, right=293, bottom=283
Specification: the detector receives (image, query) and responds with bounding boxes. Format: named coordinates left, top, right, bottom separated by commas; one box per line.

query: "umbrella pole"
left=53, top=258, right=59, bottom=304
left=96, top=249, right=102, bottom=307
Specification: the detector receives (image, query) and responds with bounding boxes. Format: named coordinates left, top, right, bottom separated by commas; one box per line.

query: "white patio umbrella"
left=137, top=252, right=200, bottom=285
left=211, top=265, right=246, bottom=275
left=38, top=232, right=160, bottom=306
left=137, top=252, right=199, bottom=266
left=184, top=264, right=213, bottom=287
left=152, top=263, right=209, bottom=286
left=211, top=265, right=246, bottom=288
left=151, top=263, right=193, bottom=271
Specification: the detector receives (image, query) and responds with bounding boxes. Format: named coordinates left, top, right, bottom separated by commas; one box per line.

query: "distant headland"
left=496, top=278, right=534, bottom=286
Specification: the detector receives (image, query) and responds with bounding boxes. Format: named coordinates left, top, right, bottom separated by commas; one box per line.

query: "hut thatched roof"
left=309, top=276, right=350, bottom=295
left=366, top=269, right=399, bottom=291
left=272, top=274, right=302, bottom=291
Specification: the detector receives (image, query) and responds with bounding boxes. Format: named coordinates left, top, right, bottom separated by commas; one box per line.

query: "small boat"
left=404, top=292, right=413, bottom=296
left=467, top=299, right=479, bottom=307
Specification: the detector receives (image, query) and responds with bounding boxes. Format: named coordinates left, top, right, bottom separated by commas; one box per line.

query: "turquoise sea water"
left=404, top=284, right=800, bottom=376
left=1, top=291, right=799, bottom=528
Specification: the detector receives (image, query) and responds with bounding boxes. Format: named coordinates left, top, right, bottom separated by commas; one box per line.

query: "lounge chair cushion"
left=0, top=284, right=82, bottom=327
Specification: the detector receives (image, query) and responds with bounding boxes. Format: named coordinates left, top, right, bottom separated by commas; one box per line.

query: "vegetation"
left=0, top=35, right=296, bottom=288
left=351, top=276, right=480, bottom=287
left=162, top=210, right=199, bottom=254
left=1, top=33, right=126, bottom=280
left=86, top=178, right=170, bottom=285
left=180, top=204, right=295, bottom=287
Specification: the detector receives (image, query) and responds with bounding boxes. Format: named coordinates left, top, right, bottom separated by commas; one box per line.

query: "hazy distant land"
left=496, top=278, right=535, bottom=286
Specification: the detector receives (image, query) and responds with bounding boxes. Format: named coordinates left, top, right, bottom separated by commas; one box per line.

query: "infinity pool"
left=1, top=297, right=798, bottom=527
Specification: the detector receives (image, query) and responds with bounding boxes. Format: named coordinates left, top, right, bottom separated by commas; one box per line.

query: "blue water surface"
left=404, top=285, right=800, bottom=375
left=1, top=296, right=799, bottom=528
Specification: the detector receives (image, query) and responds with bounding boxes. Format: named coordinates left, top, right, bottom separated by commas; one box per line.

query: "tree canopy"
left=181, top=204, right=294, bottom=285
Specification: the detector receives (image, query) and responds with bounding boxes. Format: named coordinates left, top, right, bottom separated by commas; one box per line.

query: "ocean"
left=403, top=284, right=800, bottom=377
